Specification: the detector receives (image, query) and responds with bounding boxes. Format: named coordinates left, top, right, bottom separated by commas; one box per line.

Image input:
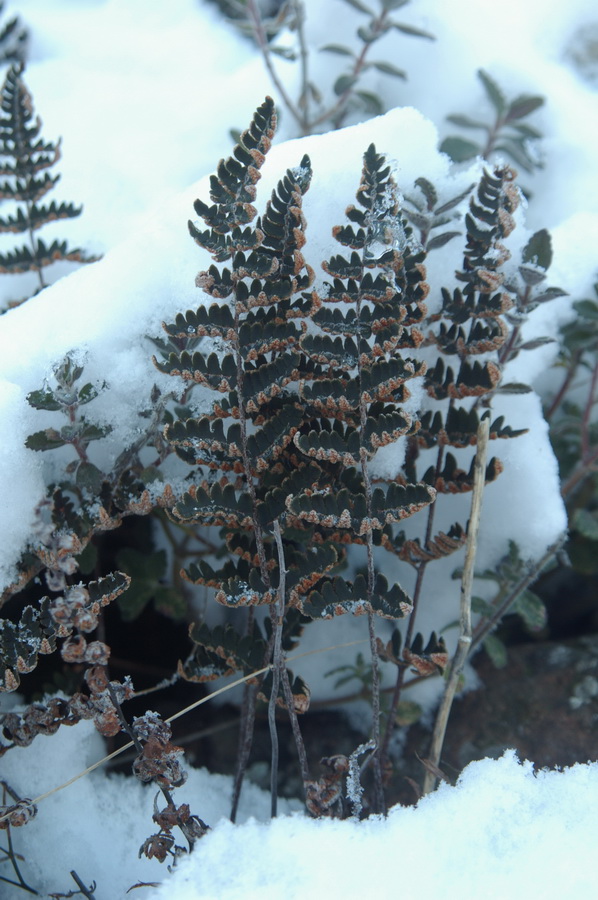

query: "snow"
left=145, top=751, right=598, bottom=900
left=3, top=719, right=598, bottom=898
left=0, top=0, right=597, bottom=896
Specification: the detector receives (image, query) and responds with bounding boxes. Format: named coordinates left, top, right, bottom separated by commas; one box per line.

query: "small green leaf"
left=270, top=45, right=297, bottom=60
left=334, top=74, right=358, bottom=96
left=510, top=122, right=542, bottom=139
left=154, top=586, right=187, bottom=621
left=369, top=60, right=407, bottom=79
left=395, top=700, right=423, bottom=725
left=76, top=541, right=98, bottom=575
left=572, top=508, right=598, bottom=541
left=117, top=547, right=168, bottom=581
left=391, top=22, right=435, bottom=40
left=497, top=382, right=533, bottom=394
left=413, top=176, right=437, bottom=208
left=521, top=229, right=552, bottom=270
left=518, top=336, right=555, bottom=351
left=339, top=0, right=372, bottom=13
left=494, top=139, right=536, bottom=173
left=26, top=389, right=62, bottom=411
left=506, top=94, right=545, bottom=121
left=320, top=43, right=355, bottom=57
left=115, top=548, right=181, bottom=621
left=357, top=25, right=377, bottom=44
left=78, top=422, right=112, bottom=443
left=77, top=382, right=101, bottom=405
left=483, top=633, right=508, bottom=668
left=518, top=265, right=547, bottom=287
left=471, top=595, right=493, bottom=616
left=440, top=136, right=480, bottom=162
left=513, top=589, right=547, bottom=632
left=353, top=89, right=385, bottom=115
left=477, top=69, right=507, bottom=115
left=573, top=299, right=598, bottom=320
left=533, top=287, right=567, bottom=304
left=434, top=183, right=476, bottom=215
left=76, top=461, right=104, bottom=494
left=25, top=428, right=67, bottom=451
left=446, top=113, right=488, bottom=130
left=426, top=230, right=461, bottom=250
left=381, top=0, right=409, bottom=9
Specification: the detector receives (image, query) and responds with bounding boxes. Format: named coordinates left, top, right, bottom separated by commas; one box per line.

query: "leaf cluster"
left=441, top=69, right=545, bottom=173
left=0, top=572, right=130, bottom=691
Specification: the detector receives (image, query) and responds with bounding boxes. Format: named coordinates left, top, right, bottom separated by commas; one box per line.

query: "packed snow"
left=1, top=0, right=597, bottom=896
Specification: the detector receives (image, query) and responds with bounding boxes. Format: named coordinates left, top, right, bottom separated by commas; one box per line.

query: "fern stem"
left=25, top=198, right=45, bottom=292
left=357, top=200, right=384, bottom=811
left=233, top=300, right=270, bottom=587
left=268, top=519, right=287, bottom=817
left=281, top=666, right=310, bottom=787
left=230, top=681, right=259, bottom=823
left=380, top=438, right=445, bottom=762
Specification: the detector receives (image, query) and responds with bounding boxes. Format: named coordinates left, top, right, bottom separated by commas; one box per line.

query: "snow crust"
left=3, top=717, right=598, bottom=899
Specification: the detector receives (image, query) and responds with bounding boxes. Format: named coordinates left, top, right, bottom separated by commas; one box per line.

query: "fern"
left=0, top=65, right=97, bottom=308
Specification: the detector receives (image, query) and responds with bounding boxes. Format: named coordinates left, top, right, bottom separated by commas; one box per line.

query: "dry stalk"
left=422, top=416, right=490, bottom=795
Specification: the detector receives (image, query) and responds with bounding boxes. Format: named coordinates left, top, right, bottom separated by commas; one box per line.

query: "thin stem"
left=481, top=112, right=505, bottom=160
left=423, top=417, right=489, bottom=795
left=69, top=870, right=97, bottom=900
left=1, top=782, right=39, bottom=894
left=294, top=0, right=310, bottom=125
left=268, top=519, right=286, bottom=817
left=230, top=606, right=256, bottom=822
left=366, top=606, right=384, bottom=812
left=581, top=357, right=598, bottom=462
left=246, top=0, right=307, bottom=132
left=561, top=447, right=598, bottom=500
left=230, top=681, right=259, bottom=823
left=355, top=201, right=385, bottom=811
left=380, top=440, right=445, bottom=762
left=280, top=667, right=310, bottom=787
left=544, top=351, right=582, bottom=422
left=25, top=197, right=46, bottom=292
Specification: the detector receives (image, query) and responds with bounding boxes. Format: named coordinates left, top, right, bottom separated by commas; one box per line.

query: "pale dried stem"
left=423, top=416, right=489, bottom=795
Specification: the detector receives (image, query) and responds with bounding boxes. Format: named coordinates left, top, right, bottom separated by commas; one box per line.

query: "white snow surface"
left=0, top=0, right=597, bottom=896
left=3, top=718, right=598, bottom=899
